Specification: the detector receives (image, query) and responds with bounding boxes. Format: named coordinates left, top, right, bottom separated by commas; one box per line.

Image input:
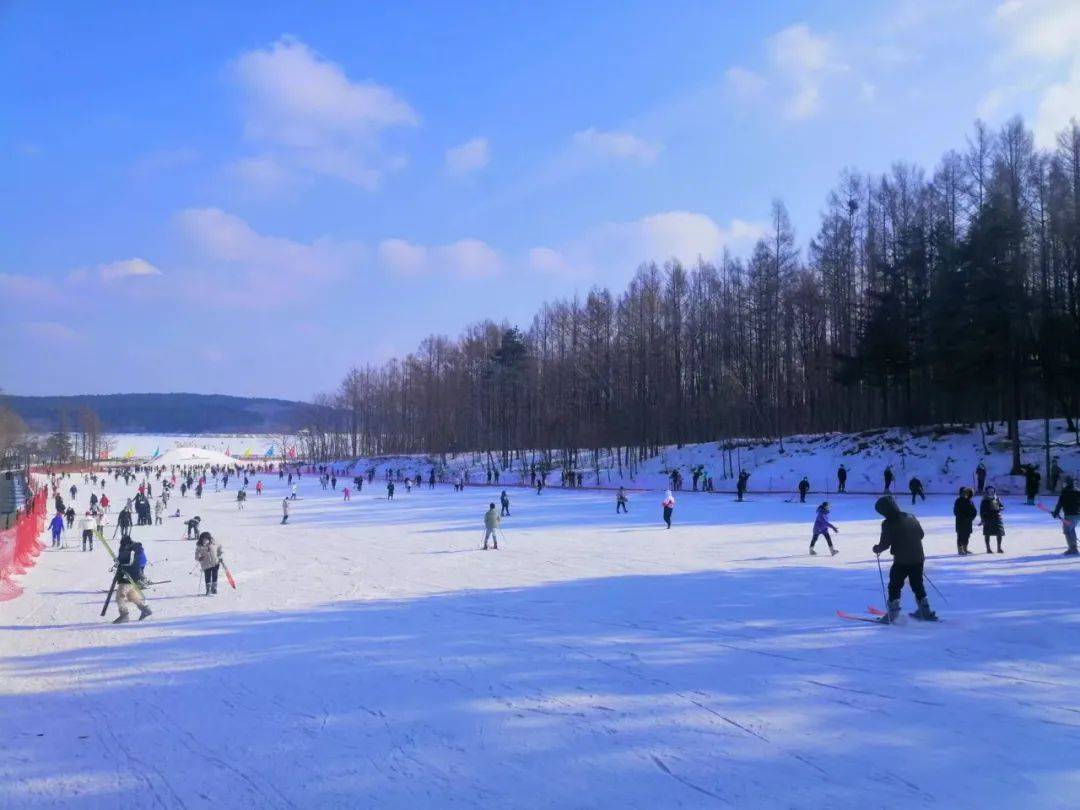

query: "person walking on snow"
left=483, top=503, right=500, bottom=550
left=810, top=502, right=839, bottom=555
left=953, top=487, right=976, bottom=555
left=1048, top=458, right=1062, bottom=493
left=79, top=511, right=95, bottom=551
left=343, top=486, right=350, bottom=501
left=617, top=487, right=629, bottom=514
left=195, top=531, right=223, bottom=595
left=112, top=536, right=152, bottom=623
left=49, top=511, right=64, bottom=548
left=979, top=486, right=1006, bottom=554
left=387, top=481, right=395, bottom=500
left=500, top=490, right=510, bottom=517
left=256, top=480, right=263, bottom=495
left=976, top=462, right=987, bottom=494
left=837, top=464, right=847, bottom=493
left=1051, top=476, right=1079, bottom=555
left=908, top=476, right=926, bottom=505
left=154, top=498, right=163, bottom=525
left=662, top=490, right=676, bottom=529
left=798, top=476, right=810, bottom=503
left=736, top=470, right=749, bottom=502
left=883, top=465, right=894, bottom=493
left=872, top=496, right=937, bottom=622
left=281, top=498, right=290, bottom=525
left=236, top=489, right=246, bottom=510
left=1023, top=465, right=1041, bottom=505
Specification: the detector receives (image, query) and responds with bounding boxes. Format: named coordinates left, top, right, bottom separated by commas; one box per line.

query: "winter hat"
left=874, top=495, right=900, bottom=519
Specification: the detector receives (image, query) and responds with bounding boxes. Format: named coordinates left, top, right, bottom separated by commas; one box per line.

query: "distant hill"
left=4, top=393, right=324, bottom=434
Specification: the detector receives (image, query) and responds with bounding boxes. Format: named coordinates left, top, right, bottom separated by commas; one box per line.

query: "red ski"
left=836, top=609, right=888, bottom=624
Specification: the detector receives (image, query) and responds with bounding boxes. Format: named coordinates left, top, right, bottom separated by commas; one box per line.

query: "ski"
left=836, top=610, right=888, bottom=624
left=220, top=559, right=237, bottom=590
left=100, top=571, right=121, bottom=617
left=867, top=605, right=886, bottom=616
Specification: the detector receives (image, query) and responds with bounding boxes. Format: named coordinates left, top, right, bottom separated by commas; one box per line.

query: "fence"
left=0, top=481, right=46, bottom=602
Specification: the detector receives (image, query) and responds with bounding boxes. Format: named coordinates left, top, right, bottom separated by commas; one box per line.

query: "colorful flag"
left=125, top=448, right=135, bottom=459
left=288, top=446, right=297, bottom=459
left=151, top=447, right=160, bottom=459
left=265, top=445, right=276, bottom=457
left=243, top=448, right=252, bottom=458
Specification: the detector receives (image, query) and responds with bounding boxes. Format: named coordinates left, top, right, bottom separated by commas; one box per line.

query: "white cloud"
left=571, top=127, right=662, bottom=165
left=445, top=137, right=490, bottom=175
left=0, top=273, right=59, bottom=302
left=531, top=211, right=767, bottom=281
left=175, top=207, right=365, bottom=303
left=1035, top=61, right=1080, bottom=147
left=994, top=0, right=1080, bottom=61
left=377, top=237, right=502, bottom=279
left=99, top=258, right=162, bottom=282
left=727, top=23, right=851, bottom=120
left=232, top=37, right=418, bottom=190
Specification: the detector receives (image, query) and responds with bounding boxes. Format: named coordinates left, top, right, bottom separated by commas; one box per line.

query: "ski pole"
left=923, top=571, right=949, bottom=605
left=875, top=553, right=888, bottom=608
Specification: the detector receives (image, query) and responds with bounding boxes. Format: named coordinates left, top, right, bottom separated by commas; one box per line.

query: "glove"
left=872, top=544, right=883, bottom=555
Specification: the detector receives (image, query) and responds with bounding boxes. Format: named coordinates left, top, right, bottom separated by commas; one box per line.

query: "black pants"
left=984, top=533, right=1003, bottom=551
left=838, top=480, right=846, bottom=493
left=810, top=531, right=832, bottom=549
left=799, top=491, right=807, bottom=503
left=663, top=506, right=673, bottom=528
left=501, top=504, right=509, bottom=516
left=911, top=491, right=925, bottom=504
left=82, top=529, right=94, bottom=549
left=888, top=562, right=927, bottom=601
left=617, top=500, right=627, bottom=513
left=957, top=530, right=971, bottom=551
left=203, top=565, right=219, bottom=585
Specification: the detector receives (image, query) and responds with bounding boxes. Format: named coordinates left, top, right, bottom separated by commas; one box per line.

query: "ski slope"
left=1, top=471, right=1078, bottom=808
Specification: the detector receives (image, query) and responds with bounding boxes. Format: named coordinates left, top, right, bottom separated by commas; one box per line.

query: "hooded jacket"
left=872, top=496, right=925, bottom=564
left=953, top=496, right=977, bottom=532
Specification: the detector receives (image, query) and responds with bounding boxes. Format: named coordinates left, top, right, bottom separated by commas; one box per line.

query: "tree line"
left=306, top=116, right=1080, bottom=473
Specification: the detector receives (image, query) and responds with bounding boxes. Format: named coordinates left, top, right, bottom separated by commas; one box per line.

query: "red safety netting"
left=0, top=482, right=47, bottom=602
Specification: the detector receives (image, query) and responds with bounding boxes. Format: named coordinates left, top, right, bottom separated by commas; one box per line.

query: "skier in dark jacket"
left=883, top=466, right=894, bottom=493
left=836, top=465, right=847, bottom=494
left=1023, top=465, right=1041, bottom=505
left=1051, top=476, right=1079, bottom=555
left=979, top=487, right=1005, bottom=554
left=500, top=490, right=510, bottom=517
left=975, top=462, right=987, bottom=494
left=112, top=536, right=152, bottom=624
left=736, top=470, right=749, bottom=502
left=798, top=477, right=810, bottom=503
left=953, top=487, right=976, bottom=555
left=184, top=515, right=201, bottom=540
left=908, top=476, right=926, bottom=505
left=872, top=495, right=937, bottom=622
left=117, top=506, right=133, bottom=538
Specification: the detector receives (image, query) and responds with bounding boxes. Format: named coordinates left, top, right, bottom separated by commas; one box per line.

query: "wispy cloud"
left=378, top=237, right=502, bottom=279
left=445, top=137, right=490, bottom=176
left=99, top=258, right=163, bottom=282
left=230, top=36, right=418, bottom=190
left=571, top=128, right=662, bottom=165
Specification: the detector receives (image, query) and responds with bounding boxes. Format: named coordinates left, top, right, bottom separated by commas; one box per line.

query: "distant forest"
left=7, top=394, right=317, bottom=434
left=303, top=116, right=1080, bottom=474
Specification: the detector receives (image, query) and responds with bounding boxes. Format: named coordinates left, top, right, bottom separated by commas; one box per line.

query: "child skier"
left=953, top=487, right=976, bottom=555
left=662, top=490, right=675, bottom=529
left=810, top=502, right=839, bottom=555
left=871, top=495, right=938, bottom=622
left=49, top=511, right=64, bottom=548
left=979, top=486, right=1005, bottom=554
left=194, top=531, right=223, bottom=595
left=343, top=487, right=351, bottom=501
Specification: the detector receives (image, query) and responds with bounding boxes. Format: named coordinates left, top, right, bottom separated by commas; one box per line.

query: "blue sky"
left=3, top=0, right=1078, bottom=399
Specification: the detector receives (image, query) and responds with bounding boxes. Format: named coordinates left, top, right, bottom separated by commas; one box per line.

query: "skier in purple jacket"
left=810, top=502, right=839, bottom=556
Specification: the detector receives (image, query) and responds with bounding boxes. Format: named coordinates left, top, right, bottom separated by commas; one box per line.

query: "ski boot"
left=882, top=599, right=902, bottom=624
left=909, top=598, right=938, bottom=622
left=829, top=547, right=839, bottom=556
left=204, top=582, right=211, bottom=596
left=138, top=605, right=152, bottom=621
left=809, top=547, right=817, bottom=556
left=113, top=613, right=130, bottom=624
left=211, top=582, right=217, bottom=595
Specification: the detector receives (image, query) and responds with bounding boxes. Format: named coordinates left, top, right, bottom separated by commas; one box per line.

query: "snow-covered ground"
left=2, top=468, right=1078, bottom=808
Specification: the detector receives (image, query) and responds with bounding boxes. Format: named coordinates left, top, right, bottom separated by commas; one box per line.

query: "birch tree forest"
left=306, top=118, right=1080, bottom=468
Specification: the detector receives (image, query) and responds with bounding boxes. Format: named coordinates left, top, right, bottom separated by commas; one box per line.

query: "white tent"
left=154, top=447, right=240, bottom=467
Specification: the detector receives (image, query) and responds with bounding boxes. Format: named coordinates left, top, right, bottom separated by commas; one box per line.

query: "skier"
left=49, top=510, right=64, bottom=548
left=154, top=498, right=164, bottom=525
left=387, top=481, right=395, bottom=500
left=979, top=486, right=1006, bottom=554
left=616, top=486, right=628, bottom=514
left=184, top=515, right=201, bottom=540
left=256, top=480, right=263, bottom=496
left=837, top=464, right=847, bottom=494
left=975, top=462, right=987, bottom=494
left=1049, top=458, right=1062, bottom=493
left=112, top=536, right=152, bottom=623
left=236, top=489, right=246, bottom=510
left=79, top=510, right=95, bottom=551
left=194, top=531, right=223, bottom=595
left=871, top=495, right=937, bottom=622
left=500, top=490, right=510, bottom=517
left=117, top=506, right=133, bottom=539
left=809, top=502, right=839, bottom=555
left=953, top=487, right=976, bottom=555
left=908, top=476, right=926, bottom=505
left=65, top=505, right=76, bottom=529
left=662, top=490, right=675, bottom=529
left=281, top=497, right=290, bottom=525
left=290, top=483, right=298, bottom=500
left=883, top=465, right=894, bottom=493
left=1051, top=476, right=1079, bottom=555
left=736, top=470, right=749, bottom=502
left=100, top=493, right=110, bottom=512
left=798, top=476, right=810, bottom=503
left=1023, top=465, right=1041, bottom=505
left=483, top=503, right=500, bottom=550
left=343, top=487, right=350, bottom=501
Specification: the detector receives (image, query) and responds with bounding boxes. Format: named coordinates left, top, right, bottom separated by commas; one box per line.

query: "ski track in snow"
left=2, top=473, right=1079, bottom=808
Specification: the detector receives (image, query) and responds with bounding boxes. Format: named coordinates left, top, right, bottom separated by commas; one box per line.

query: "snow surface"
left=2, top=466, right=1078, bottom=808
